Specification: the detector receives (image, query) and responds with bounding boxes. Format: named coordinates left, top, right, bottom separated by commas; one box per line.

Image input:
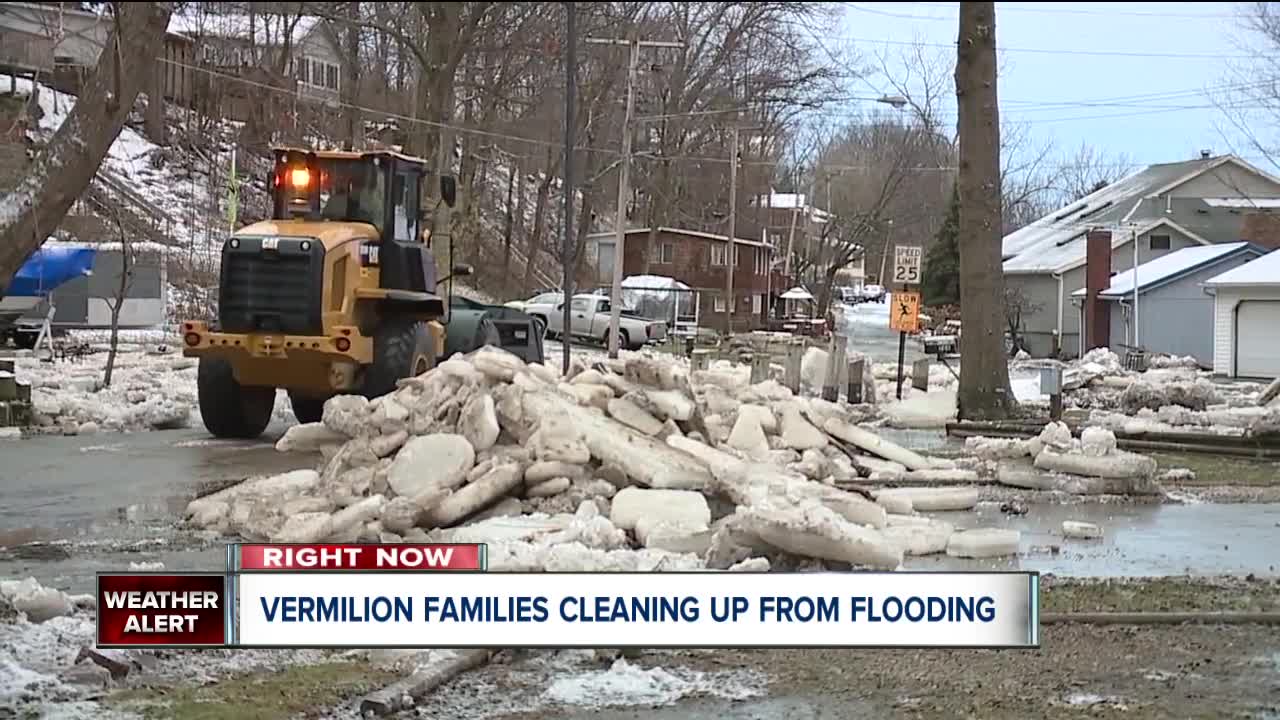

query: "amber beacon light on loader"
left=180, top=147, right=544, bottom=439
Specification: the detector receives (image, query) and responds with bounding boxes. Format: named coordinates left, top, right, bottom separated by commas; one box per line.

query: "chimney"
left=1200, top=149, right=1211, bottom=159
left=1085, top=229, right=1112, bottom=351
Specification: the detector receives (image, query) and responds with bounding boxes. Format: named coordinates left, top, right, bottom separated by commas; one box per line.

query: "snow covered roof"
left=1204, top=248, right=1280, bottom=287
left=1203, top=198, right=1280, bottom=209
left=588, top=227, right=770, bottom=248
left=167, top=13, right=325, bottom=47
left=1069, top=242, right=1261, bottom=298
left=751, top=192, right=833, bottom=222
left=1002, top=155, right=1279, bottom=275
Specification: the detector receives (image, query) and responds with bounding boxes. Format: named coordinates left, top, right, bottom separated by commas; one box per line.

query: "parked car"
left=504, top=292, right=564, bottom=327
left=861, top=284, right=886, bottom=303
left=540, top=293, right=668, bottom=350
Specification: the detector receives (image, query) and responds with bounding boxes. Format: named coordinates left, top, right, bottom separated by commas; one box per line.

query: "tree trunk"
left=342, top=1, right=362, bottom=150
left=955, top=1, right=1015, bottom=420
left=503, top=161, right=524, bottom=298
left=0, top=2, right=173, bottom=288
left=523, top=171, right=554, bottom=296
left=104, top=226, right=132, bottom=389
left=144, top=55, right=165, bottom=145
left=501, top=159, right=516, bottom=295
left=574, top=182, right=594, bottom=283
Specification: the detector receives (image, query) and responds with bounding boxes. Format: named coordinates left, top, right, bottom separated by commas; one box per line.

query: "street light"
left=877, top=94, right=908, bottom=110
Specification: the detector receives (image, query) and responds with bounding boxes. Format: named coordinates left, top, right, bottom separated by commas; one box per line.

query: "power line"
left=802, top=27, right=1258, bottom=60
left=155, top=56, right=1271, bottom=172
left=901, top=2, right=1251, bottom=21
left=798, top=22, right=1259, bottom=58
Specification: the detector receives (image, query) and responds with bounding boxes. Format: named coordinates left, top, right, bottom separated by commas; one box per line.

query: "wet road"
left=0, top=422, right=312, bottom=593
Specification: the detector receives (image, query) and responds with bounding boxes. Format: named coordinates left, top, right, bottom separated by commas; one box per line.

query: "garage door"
left=1237, top=301, right=1280, bottom=378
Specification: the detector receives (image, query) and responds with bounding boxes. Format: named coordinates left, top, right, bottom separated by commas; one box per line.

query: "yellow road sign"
left=890, top=291, right=921, bottom=333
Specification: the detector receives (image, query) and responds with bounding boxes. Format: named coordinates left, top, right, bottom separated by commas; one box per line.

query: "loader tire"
left=287, top=392, right=327, bottom=424
left=197, top=356, right=275, bottom=439
left=362, top=318, right=434, bottom=400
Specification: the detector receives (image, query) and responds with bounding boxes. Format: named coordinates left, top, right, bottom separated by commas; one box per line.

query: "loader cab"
left=269, top=147, right=454, bottom=296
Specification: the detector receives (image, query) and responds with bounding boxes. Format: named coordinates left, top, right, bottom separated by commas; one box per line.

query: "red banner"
left=97, top=574, right=226, bottom=647
left=237, top=544, right=484, bottom=571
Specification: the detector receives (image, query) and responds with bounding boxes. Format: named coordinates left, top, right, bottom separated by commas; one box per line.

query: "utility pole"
left=561, top=1, right=577, bottom=376
left=724, top=126, right=760, bottom=335
left=587, top=36, right=682, bottom=358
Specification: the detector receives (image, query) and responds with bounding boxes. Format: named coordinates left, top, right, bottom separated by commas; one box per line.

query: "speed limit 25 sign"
left=893, top=245, right=922, bottom=285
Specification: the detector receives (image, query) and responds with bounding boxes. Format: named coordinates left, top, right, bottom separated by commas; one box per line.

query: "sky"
left=832, top=1, right=1260, bottom=172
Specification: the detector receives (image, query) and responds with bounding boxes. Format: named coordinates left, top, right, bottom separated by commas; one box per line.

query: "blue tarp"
left=4, top=246, right=97, bottom=298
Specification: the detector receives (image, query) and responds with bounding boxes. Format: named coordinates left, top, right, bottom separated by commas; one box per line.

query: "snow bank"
left=18, top=351, right=201, bottom=433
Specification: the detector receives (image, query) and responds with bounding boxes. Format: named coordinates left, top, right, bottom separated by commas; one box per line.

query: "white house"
left=1204, top=249, right=1280, bottom=379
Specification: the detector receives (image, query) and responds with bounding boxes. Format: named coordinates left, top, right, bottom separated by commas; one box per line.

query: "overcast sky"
left=836, top=2, right=1256, bottom=171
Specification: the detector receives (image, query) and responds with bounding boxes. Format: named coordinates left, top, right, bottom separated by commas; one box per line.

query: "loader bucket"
left=445, top=297, right=546, bottom=365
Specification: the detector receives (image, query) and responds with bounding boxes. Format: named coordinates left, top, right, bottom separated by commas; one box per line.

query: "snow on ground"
left=842, top=296, right=891, bottom=326
left=543, top=658, right=765, bottom=709
left=14, top=78, right=236, bottom=256
left=17, top=348, right=197, bottom=434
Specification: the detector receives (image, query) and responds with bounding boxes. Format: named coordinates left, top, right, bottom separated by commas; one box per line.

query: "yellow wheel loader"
left=180, top=147, right=544, bottom=439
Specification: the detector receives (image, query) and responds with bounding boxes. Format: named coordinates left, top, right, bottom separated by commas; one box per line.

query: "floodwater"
left=909, top=501, right=1280, bottom=577
left=1, top=417, right=1278, bottom=593
left=0, top=423, right=310, bottom=593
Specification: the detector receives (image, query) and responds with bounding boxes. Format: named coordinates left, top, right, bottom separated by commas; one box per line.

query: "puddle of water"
left=907, top=502, right=1280, bottom=577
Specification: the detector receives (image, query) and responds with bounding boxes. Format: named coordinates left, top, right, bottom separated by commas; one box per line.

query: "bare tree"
left=1055, top=141, right=1135, bottom=202
left=102, top=214, right=135, bottom=388
left=1216, top=2, right=1280, bottom=169
left=1003, top=286, right=1043, bottom=358
left=955, top=0, right=1015, bottom=419
left=0, top=1, right=174, bottom=288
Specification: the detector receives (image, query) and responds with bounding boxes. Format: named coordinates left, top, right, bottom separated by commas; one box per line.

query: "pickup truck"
left=530, top=293, right=667, bottom=350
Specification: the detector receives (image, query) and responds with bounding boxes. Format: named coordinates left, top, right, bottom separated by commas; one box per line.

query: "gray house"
left=1003, top=154, right=1280, bottom=358
left=1068, top=242, right=1267, bottom=366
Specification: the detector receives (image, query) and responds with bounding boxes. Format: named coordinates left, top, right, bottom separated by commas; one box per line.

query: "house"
left=751, top=191, right=864, bottom=285
left=1204, top=249, right=1280, bottom=379
left=1068, top=242, right=1267, bottom=366
left=1002, top=154, right=1280, bottom=358
left=0, top=2, right=194, bottom=105
left=166, top=11, right=343, bottom=116
left=590, top=227, right=780, bottom=332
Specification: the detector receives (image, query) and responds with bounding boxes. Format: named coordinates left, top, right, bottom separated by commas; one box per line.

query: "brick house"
left=589, top=227, right=785, bottom=332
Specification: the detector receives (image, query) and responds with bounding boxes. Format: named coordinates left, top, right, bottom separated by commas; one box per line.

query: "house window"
left=713, top=295, right=726, bottom=313
left=752, top=294, right=763, bottom=314
left=295, top=57, right=310, bottom=82
left=754, top=248, right=767, bottom=275
left=325, top=63, right=339, bottom=90
left=1149, top=234, right=1171, bottom=250
left=659, top=243, right=674, bottom=264
left=311, top=60, right=323, bottom=86
left=711, top=244, right=727, bottom=266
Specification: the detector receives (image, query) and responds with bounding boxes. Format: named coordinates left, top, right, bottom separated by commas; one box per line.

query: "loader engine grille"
left=217, top=236, right=325, bottom=335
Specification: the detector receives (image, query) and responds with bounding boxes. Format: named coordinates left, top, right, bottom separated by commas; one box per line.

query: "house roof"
left=1069, top=242, right=1262, bottom=298
left=1002, top=155, right=1280, bottom=275
left=751, top=192, right=834, bottom=222
left=167, top=12, right=325, bottom=47
left=588, top=227, right=771, bottom=248
left=1003, top=216, right=1211, bottom=275
left=1204, top=248, right=1280, bottom=287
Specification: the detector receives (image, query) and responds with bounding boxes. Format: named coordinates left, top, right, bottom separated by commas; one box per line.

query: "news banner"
left=96, top=544, right=1040, bottom=649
